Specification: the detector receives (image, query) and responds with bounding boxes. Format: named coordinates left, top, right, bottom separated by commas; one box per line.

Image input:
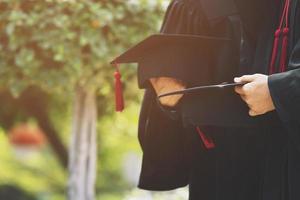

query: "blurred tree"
left=0, top=87, right=68, bottom=167
left=0, top=0, right=164, bottom=199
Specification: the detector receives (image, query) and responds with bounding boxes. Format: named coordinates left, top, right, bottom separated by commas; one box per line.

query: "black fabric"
left=137, top=35, right=230, bottom=89
left=138, top=87, right=190, bottom=190
left=137, top=0, right=300, bottom=200
left=188, top=125, right=288, bottom=200
left=199, top=0, right=238, bottom=21
left=268, top=69, right=300, bottom=124
left=138, top=0, right=209, bottom=189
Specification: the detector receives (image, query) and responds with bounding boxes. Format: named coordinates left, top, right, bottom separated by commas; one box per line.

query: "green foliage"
left=0, top=0, right=168, bottom=199
left=0, top=0, right=164, bottom=96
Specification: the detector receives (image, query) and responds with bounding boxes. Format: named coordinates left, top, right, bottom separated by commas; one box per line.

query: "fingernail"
left=234, top=77, right=240, bottom=83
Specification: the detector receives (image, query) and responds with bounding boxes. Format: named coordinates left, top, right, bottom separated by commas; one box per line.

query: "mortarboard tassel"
left=269, top=0, right=290, bottom=74
left=113, top=64, right=124, bottom=112
left=279, top=0, right=291, bottom=72
left=269, top=29, right=281, bottom=74
left=196, top=127, right=215, bottom=150
left=280, top=27, right=289, bottom=72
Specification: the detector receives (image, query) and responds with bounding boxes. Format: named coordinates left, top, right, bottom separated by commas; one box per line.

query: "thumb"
left=234, top=75, right=257, bottom=83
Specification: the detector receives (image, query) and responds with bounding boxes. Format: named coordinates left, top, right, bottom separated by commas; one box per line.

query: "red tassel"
left=196, top=127, right=215, bottom=150
left=268, top=0, right=291, bottom=74
left=269, top=29, right=281, bottom=74
left=279, top=28, right=289, bottom=72
left=114, top=65, right=124, bottom=112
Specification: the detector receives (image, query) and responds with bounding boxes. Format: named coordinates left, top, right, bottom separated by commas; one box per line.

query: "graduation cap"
left=111, top=33, right=236, bottom=112
left=111, top=34, right=230, bottom=64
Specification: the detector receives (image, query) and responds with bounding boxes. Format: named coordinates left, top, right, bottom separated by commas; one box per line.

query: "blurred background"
left=0, top=0, right=188, bottom=199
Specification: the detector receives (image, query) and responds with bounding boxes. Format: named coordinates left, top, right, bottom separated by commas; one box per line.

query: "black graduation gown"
left=137, top=0, right=300, bottom=200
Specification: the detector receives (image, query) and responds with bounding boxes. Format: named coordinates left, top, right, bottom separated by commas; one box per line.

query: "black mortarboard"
left=111, top=33, right=235, bottom=112
left=111, top=33, right=261, bottom=128
left=111, top=34, right=229, bottom=64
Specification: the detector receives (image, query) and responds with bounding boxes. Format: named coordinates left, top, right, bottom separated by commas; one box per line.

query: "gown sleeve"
left=268, top=38, right=300, bottom=198
left=268, top=39, right=300, bottom=124
left=268, top=39, right=300, bottom=151
left=137, top=0, right=210, bottom=191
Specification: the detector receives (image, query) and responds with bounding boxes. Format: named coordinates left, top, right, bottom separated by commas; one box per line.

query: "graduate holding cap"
left=112, top=0, right=300, bottom=199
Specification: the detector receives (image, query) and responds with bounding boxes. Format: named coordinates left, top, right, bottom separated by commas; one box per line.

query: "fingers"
left=239, top=94, right=248, bottom=102
left=234, top=74, right=271, bottom=117
left=234, top=74, right=257, bottom=95
left=237, top=91, right=263, bottom=117
left=249, top=109, right=259, bottom=116
left=235, top=84, right=258, bottom=117
left=249, top=108, right=266, bottom=117
left=234, top=86, right=244, bottom=95
left=234, top=74, right=258, bottom=83
left=234, top=82, right=254, bottom=95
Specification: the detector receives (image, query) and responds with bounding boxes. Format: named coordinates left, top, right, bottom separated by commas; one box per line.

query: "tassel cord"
left=113, top=64, right=125, bottom=112
left=196, top=127, right=215, bottom=150
left=269, top=0, right=291, bottom=74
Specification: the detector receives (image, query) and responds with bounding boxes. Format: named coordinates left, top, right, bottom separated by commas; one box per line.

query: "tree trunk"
left=68, top=87, right=97, bottom=200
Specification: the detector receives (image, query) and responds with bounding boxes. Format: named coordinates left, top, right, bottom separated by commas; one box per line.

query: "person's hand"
left=234, top=74, right=275, bottom=116
left=150, top=77, right=186, bottom=107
